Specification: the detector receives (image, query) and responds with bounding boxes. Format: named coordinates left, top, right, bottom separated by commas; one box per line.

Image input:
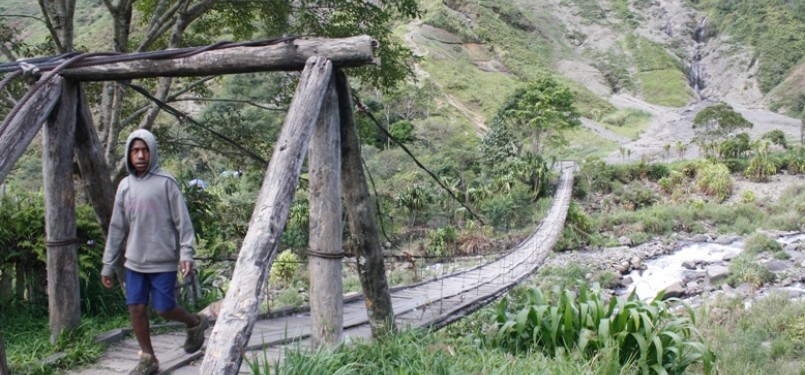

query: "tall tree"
left=497, top=75, right=581, bottom=154
left=693, top=102, right=753, bottom=143
left=4, top=0, right=420, bottom=174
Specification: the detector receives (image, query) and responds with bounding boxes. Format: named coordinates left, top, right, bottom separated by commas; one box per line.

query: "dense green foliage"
left=486, top=284, right=714, bottom=374
left=695, top=161, right=733, bottom=202
left=743, top=232, right=783, bottom=255
left=269, top=250, right=301, bottom=286
left=0, top=187, right=123, bottom=316
left=497, top=75, right=581, bottom=153
left=0, top=188, right=129, bottom=374
left=744, top=142, right=778, bottom=182
left=693, top=102, right=753, bottom=143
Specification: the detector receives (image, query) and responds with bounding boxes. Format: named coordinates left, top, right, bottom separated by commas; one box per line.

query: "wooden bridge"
left=68, top=165, right=574, bottom=374
left=1, top=36, right=574, bottom=374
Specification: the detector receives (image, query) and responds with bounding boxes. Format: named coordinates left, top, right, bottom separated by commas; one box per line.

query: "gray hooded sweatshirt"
left=101, top=129, right=195, bottom=277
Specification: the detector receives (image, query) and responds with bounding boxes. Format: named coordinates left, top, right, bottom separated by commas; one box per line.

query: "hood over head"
left=125, top=129, right=160, bottom=176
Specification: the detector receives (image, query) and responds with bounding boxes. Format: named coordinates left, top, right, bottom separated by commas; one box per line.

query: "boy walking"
left=101, top=129, right=208, bottom=375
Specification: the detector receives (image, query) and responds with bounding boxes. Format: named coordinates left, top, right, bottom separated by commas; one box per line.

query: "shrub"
left=781, top=147, right=805, bottom=174
left=486, top=284, right=714, bottom=374
left=723, top=158, right=749, bottom=174
left=273, top=287, right=304, bottom=308
left=761, top=129, right=788, bottom=149
left=657, top=170, right=686, bottom=194
left=743, top=232, right=783, bottom=255
left=647, top=163, right=670, bottom=181
left=740, top=190, right=756, bottom=204
left=426, top=226, right=458, bottom=257
left=638, top=209, right=674, bottom=235
left=696, top=162, right=733, bottom=201
left=591, top=271, right=621, bottom=289
left=555, top=201, right=595, bottom=251
left=457, top=232, right=493, bottom=255
left=270, top=250, right=300, bottom=286
left=612, top=182, right=658, bottom=209
left=727, top=254, right=775, bottom=287
left=745, top=152, right=777, bottom=182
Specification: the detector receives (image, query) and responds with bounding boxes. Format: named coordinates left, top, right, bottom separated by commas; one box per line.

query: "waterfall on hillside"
left=687, top=16, right=708, bottom=99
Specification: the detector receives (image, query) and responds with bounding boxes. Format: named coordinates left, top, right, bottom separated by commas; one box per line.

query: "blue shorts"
left=126, top=268, right=177, bottom=312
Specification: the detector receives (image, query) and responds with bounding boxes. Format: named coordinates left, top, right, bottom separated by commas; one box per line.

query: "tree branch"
left=36, top=0, right=64, bottom=52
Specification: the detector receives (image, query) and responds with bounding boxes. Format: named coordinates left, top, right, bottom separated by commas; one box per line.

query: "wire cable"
left=352, top=93, right=485, bottom=225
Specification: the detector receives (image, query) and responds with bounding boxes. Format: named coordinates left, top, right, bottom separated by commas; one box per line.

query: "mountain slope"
left=403, top=0, right=803, bottom=161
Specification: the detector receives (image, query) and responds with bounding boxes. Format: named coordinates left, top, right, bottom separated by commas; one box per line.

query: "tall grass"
left=251, top=323, right=642, bottom=374
left=2, top=310, right=129, bottom=374
left=600, top=109, right=652, bottom=140
left=698, top=292, right=805, bottom=374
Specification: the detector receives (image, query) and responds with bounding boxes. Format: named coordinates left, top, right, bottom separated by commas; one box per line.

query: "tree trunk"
left=308, top=75, right=343, bottom=349
left=200, top=56, right=333, bottom=375
left=0, top=265, right=11, bottom=304
left=335, top=69, right=396, bottom=336
left=0, top=333, right=8, bottom=375
left=0, top=75, right=63, bottom=185
left=14, top=262, right=23, bottom=300
left=37, top=0, right=76, bottom=53
left=56, top=36, right=377, bottom=81
left=28, top=262, right=48, bottom=306
left=44, top=78, right=81, bottom=344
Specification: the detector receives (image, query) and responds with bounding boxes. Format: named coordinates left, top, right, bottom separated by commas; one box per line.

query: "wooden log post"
left=57, top=36, right=376, bottom=81
left=0, top=75, right=63, bottom=185
left=74, top=86, right=115, bottom=236
left=43, top=77, right=81, bottom=344
left=308, top=75, right=343, bottom=348
left=74, top=85, right=127, bottom=291
left=200, top=56, right=333, bottom=375
left=335, top=69, right=397, bottom=336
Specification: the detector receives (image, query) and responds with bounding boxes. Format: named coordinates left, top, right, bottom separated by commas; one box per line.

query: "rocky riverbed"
left=542, top=231, right=805, bottom=307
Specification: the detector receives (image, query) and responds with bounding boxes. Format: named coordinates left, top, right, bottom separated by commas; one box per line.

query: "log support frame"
left=44, top=77, right=81, bottom=344
left=0, top=35, right=392, bottom=374
left=308, top=75, right=344, bottom=348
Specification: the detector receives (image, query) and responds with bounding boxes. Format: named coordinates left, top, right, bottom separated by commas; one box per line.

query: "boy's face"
left=129, top=139, right=150, bottom=176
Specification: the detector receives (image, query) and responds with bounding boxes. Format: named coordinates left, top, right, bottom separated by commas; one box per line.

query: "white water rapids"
left=624, top=233, right=805, bottom=300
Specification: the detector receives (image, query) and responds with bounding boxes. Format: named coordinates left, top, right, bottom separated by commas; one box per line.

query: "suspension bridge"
left=68, top=164, right=574, bottom=374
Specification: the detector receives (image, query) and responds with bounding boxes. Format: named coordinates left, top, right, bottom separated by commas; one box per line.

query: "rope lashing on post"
left=306, top=249, right=346, bottom=260
left=45, top=238, right=82, bottom=247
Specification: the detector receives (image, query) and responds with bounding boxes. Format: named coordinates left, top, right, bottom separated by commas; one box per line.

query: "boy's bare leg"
left=129, top=304, right=156, bottom=358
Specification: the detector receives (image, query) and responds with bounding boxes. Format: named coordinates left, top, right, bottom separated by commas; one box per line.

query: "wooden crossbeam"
left=57, top=36, right=376, bottom=81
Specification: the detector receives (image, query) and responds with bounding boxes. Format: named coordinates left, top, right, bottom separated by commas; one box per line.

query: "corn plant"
left=487, top=283, right=714, bottom=374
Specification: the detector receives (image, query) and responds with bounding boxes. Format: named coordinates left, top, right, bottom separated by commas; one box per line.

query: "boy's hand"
left=101, top=275, right=114, bottom=288
left=181, top=261, right=193, bottom=277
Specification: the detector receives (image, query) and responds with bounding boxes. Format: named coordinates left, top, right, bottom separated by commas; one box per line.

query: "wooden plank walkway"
left=69, top=166, right=574, bottom=374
